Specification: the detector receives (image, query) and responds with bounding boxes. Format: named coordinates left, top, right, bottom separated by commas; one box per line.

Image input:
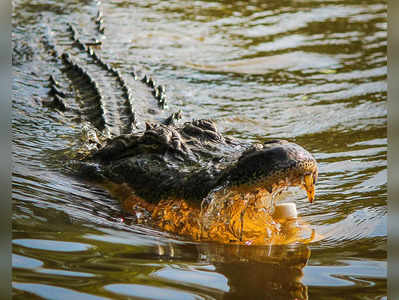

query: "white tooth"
left=273, top=203, right=297, bottom=221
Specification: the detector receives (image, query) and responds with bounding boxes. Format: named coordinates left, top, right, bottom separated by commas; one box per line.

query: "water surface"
left=12, top=0, right=386, bottom=299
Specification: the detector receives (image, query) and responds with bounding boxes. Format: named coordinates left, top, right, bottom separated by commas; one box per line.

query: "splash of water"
left=197, top=184, right=314, bottom=244
left=112, top=181, right=316, bottom=245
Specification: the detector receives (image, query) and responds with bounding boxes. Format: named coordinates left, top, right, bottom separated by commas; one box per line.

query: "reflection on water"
left=12, top=0, right=386, bottom=299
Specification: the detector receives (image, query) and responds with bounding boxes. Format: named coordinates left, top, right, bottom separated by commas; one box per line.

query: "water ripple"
left=12, top=0, right=386, bottom=298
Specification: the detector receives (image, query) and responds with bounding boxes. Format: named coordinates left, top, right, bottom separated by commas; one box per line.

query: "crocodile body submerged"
left=36, top=3, right=318, bottom=244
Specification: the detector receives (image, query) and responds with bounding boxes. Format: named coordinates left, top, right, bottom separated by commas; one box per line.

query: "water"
left=12, top=0, right=386, bottom=299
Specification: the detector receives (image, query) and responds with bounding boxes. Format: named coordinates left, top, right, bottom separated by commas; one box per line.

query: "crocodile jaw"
left=225, top=140, right=318, bottom=205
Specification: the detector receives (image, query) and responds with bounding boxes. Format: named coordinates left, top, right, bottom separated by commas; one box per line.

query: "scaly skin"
left=80, top=120, right=318, bottom=206
left=41, top=10, right=318, bottom=244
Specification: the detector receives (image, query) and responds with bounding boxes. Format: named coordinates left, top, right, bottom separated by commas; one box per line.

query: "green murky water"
left=12, top=0, right=386, bottom=299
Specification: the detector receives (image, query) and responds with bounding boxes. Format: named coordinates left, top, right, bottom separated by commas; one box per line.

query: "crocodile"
left=38, top=3, right=318, bottom=245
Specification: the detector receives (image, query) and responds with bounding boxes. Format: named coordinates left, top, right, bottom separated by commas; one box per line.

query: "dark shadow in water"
left=205, top=243, right=309, bottom=300
left=124, top=242, right=310, bottom=300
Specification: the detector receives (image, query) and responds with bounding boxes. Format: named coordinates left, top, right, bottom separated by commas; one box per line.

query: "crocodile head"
left=225, top=139, right=318, bottom=203
left=83, top=120, right=318, bottom=205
